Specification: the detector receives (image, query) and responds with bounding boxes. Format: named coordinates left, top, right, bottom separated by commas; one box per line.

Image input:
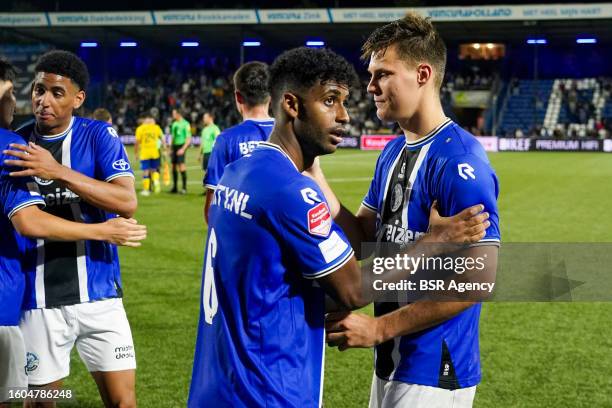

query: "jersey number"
left=203, top=228, right=218, bottom=324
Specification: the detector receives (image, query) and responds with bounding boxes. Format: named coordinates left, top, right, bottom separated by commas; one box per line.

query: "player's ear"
left=73, top=90, right=86, bottom=109
left=235, top=91, right=244, bottom=105
left=281, top=92, right=299, bottom=119
left=416, top=63, right=432, bottom=86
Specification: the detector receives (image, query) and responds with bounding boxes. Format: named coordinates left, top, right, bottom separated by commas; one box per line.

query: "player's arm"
left=11, top=205, right=146, bottom=246
left=4, top=143, right=137, bottom=218
left=318, top=214, right=491, bottom=313
left=204, top=188, right=214, bottom=223
left=326, top=245, right=498, bottom=349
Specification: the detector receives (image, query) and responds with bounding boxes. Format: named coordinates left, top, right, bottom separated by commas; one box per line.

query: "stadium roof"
left=2, top=18, right=610, bottom=50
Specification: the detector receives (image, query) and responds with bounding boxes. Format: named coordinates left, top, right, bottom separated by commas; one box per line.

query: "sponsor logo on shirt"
left=42, top=187, right=80, bottom=207
left=458, top=163, right=476, bottom=180
left=107, top=127, right=119, bottom=138
left=112, top=159, right=131, bottom=171
left=308, top=202, right=331, bottom=237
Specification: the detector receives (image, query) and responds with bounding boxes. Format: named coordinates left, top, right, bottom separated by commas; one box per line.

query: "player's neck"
left=268, top=128, right=305, bottom=171
left=399, top=99, right=447, bottom=143
left=241, top=105, right=272, bottom=121
left=36, top=117, right=73, bottom=137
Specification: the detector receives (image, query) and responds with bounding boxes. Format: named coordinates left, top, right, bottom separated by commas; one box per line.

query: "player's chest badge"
left=390, top=183, right=404, bottom=213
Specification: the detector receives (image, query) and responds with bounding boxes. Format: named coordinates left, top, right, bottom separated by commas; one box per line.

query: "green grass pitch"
left=58, top=148, right=612, bottom=407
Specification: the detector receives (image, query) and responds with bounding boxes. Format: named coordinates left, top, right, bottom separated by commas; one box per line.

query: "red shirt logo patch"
left=308, top=202, right=331, bottom=237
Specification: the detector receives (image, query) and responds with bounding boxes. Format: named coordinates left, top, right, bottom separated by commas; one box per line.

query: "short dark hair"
left=35, top=50, right=90, bottom=91
left=269, top=47, right=358, bottom=106
left=361, top=12, right=447, bottom=89
left=92, top=108, right=112, bottom=122
left=0, top=58, right=16, bottom=83
left=233, top=61, right=270, bottom=107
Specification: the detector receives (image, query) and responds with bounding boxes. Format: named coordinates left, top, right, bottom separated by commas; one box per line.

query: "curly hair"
left=233, top=61, right=270, bottom=107
left=35, top=50, right=90, bottom=91
left=361, top=12, right=446, bottom=89
left=269, top=47, right=358, bottom=106
left=0, top=58, right=16, bottom=83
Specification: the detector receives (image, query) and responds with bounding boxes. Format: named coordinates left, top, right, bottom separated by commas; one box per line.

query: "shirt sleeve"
left=271, top=178, right=354, bottom=279
left=362, top=152, right=384, bottom=212
left=204, top=135, right=228, bottom=189
left=437, top=154, right=501, bottom=245
left=94, top=125, right=135, bottom=182
left=1, top=150, right=45, bottom=219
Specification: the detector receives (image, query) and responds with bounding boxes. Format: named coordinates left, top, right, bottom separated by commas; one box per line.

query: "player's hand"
left=325, top=312, right=384, bottom=351
left=177, top=149, right=185, bottom=156
left=426, top=201, right=490, bottom=245
left=3, top=142, right=65, bottom=180
left=100, top=217, right=147, bottom=247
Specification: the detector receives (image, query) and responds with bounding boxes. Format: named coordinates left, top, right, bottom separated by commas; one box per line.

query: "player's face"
left=294, top=81, right=350, bottom=156
left=32, top=72, right=85, bottom=134
left=0, top=79, right=16, bottom=129
left=367, top=45, right=421, bottom=122
left=203, top=114, right=212, bottom=125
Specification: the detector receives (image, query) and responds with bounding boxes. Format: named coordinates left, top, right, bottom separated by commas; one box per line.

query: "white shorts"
left=0, top=326, right=28, bottom=402
left=19, top=298, right=136, bottom=385
left=369, top=373, right=476, bottom=408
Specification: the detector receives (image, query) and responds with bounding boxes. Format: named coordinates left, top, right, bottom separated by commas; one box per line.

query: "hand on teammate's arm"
left=11, top=206, right=146, bottom=246
left=4, top=143, right=137, bottom=218
left=424, top=201, right=490, bottom=247
left=326, top=245, right=498, bottom=350
left=325, top=302, right=475, bottom=351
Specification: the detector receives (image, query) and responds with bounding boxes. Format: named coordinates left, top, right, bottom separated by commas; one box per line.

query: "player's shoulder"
left=215, top=121, right=253, bottom=142
left=430, top=122, right=490, bottom=166
left=373, top=135, right=405, bottom=169
left=0, top=128, right=26, bottom=148
left=14, top=118, right=35, bottom=137
left=74, top=116, right=120, bottom=139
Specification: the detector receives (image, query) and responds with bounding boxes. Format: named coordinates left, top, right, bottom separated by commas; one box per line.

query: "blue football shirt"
left=16, top=116, right=134, bottom=309
left=0, top=129, right=45, bottom=326
left=189, top=142, right=354, bottom=407
left=203, top=119, right=274, bottom=189
left=362, top=119, right=501, bottom=389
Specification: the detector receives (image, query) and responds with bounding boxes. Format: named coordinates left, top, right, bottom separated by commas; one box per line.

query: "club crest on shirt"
left=308, top=202, right=331, bottom=237
left=34, top=176, right=54, bottom=186
left=390, top=183, right=404, bottom=213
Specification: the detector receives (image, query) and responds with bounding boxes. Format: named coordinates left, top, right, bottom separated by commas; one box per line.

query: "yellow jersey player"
left=135, top=113, right=166, bottom=195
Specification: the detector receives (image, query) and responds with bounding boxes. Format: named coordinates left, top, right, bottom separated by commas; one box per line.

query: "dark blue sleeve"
left=95, top=125, right=134, bottom=182
left=1, top=150, right=45, bottom=219
left=437, top=154, right=501, bottom=244
left=271, top=178, right=354, bottom=279
left=204, top=135, right=229, bottom=188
